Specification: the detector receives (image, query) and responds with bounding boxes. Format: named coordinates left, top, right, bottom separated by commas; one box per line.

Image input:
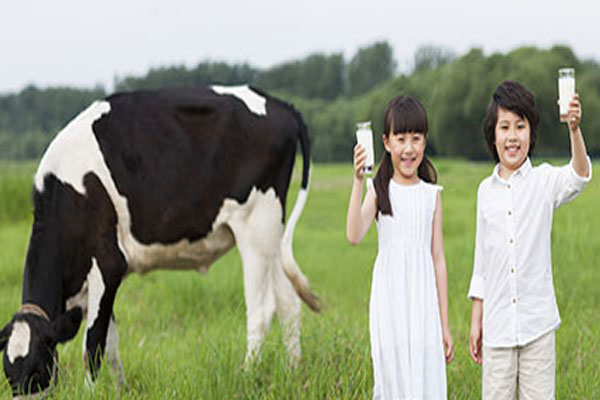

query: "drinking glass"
left=558, top=68, right=575, bottom=122
left=356, top=121, right=374, bottom=174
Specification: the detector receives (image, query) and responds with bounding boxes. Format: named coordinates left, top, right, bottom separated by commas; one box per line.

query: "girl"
left=346, top=96, right=454, bottom=399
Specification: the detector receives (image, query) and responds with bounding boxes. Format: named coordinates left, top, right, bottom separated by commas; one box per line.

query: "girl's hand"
left=469, top=320, right=483, bottom=365
left=353, top=143, right=367, bottom=180
left=443, top=330, right=454, bottom=364
left=567, top=93, right=582, bottom=132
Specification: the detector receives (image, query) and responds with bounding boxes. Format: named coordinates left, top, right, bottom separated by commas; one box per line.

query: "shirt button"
left=508, top=210, right=513, bottom=216
left=512, top=298, right=517, bottom=304
left=509, top=238, right=514, bottom=245
left=507, top=184, right=511, bottom=189
left=510, top=267, right=515, bottom=273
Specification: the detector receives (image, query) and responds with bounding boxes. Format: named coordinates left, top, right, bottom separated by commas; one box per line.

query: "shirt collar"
left=492, top=157, right=532, bottom=184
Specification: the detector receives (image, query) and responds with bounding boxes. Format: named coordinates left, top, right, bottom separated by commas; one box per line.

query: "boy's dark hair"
left=483, top=80, right=539, bottom=162
left=373, top=95, right=437, bottom=216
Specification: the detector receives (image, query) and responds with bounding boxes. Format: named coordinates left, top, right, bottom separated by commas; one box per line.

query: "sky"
left=1, top=0, right=599, bottom=95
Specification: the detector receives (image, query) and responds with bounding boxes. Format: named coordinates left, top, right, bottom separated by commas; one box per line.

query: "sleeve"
left=468, top=183, right=485, bottom=300
left=432, top=184, right=443, bottom=211
left=544, top=156, right=592, bottom=210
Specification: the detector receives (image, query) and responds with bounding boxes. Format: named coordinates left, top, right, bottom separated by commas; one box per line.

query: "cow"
left=0, top=84, right=320, bottom=398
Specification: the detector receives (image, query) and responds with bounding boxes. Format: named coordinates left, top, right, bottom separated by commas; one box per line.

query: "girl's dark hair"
left=483, top=80, right=539, bottom=162
left=373, top=95, right=437, bottom=216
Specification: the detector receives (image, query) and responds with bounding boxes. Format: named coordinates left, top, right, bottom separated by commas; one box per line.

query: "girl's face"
left=494, top=108, right=530, bottom=175
left=383, top=131, right=426, bottom=184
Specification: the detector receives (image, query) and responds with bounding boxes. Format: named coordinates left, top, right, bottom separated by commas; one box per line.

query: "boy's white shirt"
left=468, top=156, right=592, bottom=348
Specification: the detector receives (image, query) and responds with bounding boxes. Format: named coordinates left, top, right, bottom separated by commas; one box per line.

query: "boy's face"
left=494, top=108, right=530, bottom=173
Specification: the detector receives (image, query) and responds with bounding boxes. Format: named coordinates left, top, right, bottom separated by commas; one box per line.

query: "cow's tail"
left=281, top=111, right=321, bottom=312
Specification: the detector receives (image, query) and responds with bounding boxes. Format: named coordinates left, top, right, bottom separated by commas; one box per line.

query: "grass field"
left=0, top=159, right=598, bottom=399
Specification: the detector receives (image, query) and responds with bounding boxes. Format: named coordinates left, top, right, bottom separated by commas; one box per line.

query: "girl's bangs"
left=387, top=98, right=428, bottom=134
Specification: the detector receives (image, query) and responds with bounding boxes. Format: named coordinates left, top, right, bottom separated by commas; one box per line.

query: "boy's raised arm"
left=567, top=94, right=590, bottom=179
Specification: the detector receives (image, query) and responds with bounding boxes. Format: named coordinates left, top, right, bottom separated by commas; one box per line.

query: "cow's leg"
left=237, top=240, right=277, bottom=364
left=105, top=314, right=126, bottom=386
left=82, top=256, right=126, bottom=380
left=228, top=191, right=284, bottom=364
left=65, top=280, right=94, bottom=381
left=272, top=260, right=302, bottom=366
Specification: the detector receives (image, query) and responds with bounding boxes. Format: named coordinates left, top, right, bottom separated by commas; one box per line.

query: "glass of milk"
left=558, top=68, right=575, bottom=122
left=356, top=121, right=374, bottom=174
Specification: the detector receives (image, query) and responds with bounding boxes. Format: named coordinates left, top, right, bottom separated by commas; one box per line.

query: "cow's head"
left=0, top=306, right=82, bottom=398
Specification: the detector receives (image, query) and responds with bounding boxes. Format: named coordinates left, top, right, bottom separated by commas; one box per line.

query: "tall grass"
left=0, top=161, right=36, bottom=224
left=0, top=160, right=598, bottom=399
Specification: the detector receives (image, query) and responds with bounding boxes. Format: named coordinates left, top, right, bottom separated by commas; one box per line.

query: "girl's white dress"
left=369, top=179, right=446, bottom=400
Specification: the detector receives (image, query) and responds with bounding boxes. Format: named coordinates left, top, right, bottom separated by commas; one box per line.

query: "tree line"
left=1, top=42, right=599, bottom=162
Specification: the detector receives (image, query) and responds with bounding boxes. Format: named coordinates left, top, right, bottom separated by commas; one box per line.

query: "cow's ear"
left=0, top=323, right=10, bottom=351
left=52, top=307, right=83, bottom=343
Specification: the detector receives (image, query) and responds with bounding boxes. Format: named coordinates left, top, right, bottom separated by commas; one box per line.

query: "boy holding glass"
left=467, top=79, right=591, bottom=399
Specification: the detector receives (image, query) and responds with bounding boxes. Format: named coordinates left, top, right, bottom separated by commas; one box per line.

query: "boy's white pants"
left=483, top=330, right=555, bottom=400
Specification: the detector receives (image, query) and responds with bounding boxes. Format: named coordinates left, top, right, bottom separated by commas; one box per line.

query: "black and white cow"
left=0, top=85, right=320, bottom=397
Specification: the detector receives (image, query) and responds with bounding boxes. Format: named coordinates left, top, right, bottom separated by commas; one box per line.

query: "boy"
left=467, top=80, right=591, bottom=399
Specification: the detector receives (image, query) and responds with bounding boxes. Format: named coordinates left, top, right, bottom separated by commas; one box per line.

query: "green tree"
left=2, top=44, right=599, bottom=162
left=413, top=45, right=456, bottom=72
left=115, top=62, right=259, bottom=91
left=259, top=53, right=344, bottom=99
left=346, top=41, right=396, bottom=97
left=425, top=49, right=493, bottom=159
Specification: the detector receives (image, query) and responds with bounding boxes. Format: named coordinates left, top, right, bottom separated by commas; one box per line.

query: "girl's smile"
left=401, top=155, right=417, bottom=167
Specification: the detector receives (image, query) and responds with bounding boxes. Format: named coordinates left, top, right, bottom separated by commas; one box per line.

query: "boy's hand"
left=567, top=93, right=582, bottom=132
left=469, top=322, right=483, bottom=365
left=443, top=330, right=454, bottom=364
left=353, top=144, right=367, bottom=180
left=469, top=299, right=483, bottom=365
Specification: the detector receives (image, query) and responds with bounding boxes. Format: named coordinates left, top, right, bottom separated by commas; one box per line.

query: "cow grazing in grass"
left=0, top=85, right=320, bottom=398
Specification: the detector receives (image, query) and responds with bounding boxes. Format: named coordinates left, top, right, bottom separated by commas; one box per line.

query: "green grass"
left=0, top=159, right=598, bottom=399
left=0, top=161, right=37, bottom=224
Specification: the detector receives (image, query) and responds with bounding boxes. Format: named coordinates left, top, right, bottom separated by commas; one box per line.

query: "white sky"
left=1, top=0, right=598, bottom=94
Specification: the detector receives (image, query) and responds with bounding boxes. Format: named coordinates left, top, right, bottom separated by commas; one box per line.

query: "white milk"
left=356, top=121, right=374, bottom=174
left=558, top=68, right=575, bottom=121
